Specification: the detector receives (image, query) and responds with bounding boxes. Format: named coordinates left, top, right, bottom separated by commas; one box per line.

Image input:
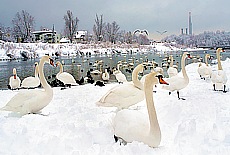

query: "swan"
left=161, top=52, right=190, bottom=100
left=96, top=64, right=144, bottom=110
left=113, top=71, right=168, bottom=147
left=8, top=68, right=21, bottom=90
left=21, top=62, right=40, bottom=88
left=211, top=48, right=228, bottom=92
left=113, top=63, right=128, bottom=84
left=167, top=55, right=178, bottom=78
left=1, top=55, right=54, bottom=115
left=56, top=61, right=78, bottom=86
left=102, top=68, right=110, bottom=82
left=197, top=54, right=212, bottom=80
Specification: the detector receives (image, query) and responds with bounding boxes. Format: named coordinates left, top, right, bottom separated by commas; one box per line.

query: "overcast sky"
left=0, top=0, right=229, bottom=40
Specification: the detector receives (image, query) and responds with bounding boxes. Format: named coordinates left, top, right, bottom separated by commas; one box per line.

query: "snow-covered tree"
left=12, top=10, right=35, bottom=43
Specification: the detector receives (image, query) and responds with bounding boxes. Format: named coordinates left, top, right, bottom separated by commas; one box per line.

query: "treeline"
left=0, top=10, right=149, bottom=44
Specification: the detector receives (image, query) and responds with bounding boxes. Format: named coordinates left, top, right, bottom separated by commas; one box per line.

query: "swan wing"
left=162, top=75, right=188, bottom=91
left=97, top=83, right=144, bottom=108
left=21, top=77, right=40, bottom=88
left=115, top=73, right=127, bottom=83
left=9, top=76, right=21, bottom=89
left=167, top=67, right=178, bottom=78
left=2, top=90, right=40, bottom=110
left=114, top=109, right=149, bottom=142
left=57, top=72, right=76, bottom=84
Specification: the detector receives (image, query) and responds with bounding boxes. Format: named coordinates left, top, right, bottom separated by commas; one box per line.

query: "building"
left=75, top=30, right=88, bottom=42
left=188, top=12, right=193, bottom=35
left=32, top=28, right=60, bottom=43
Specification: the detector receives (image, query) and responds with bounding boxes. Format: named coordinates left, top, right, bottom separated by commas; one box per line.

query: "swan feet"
left=114, top=135, right=127, bottom=145
left=213, top=84, right=228, bottom=93
left=29, top=111, right=50, bottom=116
left=177, top=91, right=186, bottom=100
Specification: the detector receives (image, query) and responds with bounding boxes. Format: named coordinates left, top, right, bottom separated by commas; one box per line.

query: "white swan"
left=113, top=64, right=128, bottom=84
left=211, top=48, right=228, bottom=92
left=1, top=56, right=54, bottom=115
left=102, top=68, right=110, bottom=82
left=113, top=71, right=168, bottom=147
left=21, top=62, right=40, bottom=88
left=167, top=55, right=178, bottom=78
left=197, top=54, right=212, bottom=80
left=162, top=52, right=190, bottom=100
left=8, top=68, right=21, bottom=90
left=96, top=64, right=144, bottom=110
left=56, top=61, right=78, bottom=86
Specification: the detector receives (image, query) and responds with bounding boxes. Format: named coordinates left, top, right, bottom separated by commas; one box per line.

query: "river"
left=1, top=50, right=229, bottom=89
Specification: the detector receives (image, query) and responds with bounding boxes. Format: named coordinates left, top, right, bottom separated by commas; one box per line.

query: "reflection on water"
left=0, top=50, right=230, bottom=89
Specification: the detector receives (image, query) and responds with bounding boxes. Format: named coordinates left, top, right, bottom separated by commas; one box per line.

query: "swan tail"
left=0, top=105, right=13, bottom=112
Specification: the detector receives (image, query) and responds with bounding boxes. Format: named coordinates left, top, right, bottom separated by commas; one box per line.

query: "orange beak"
left=49, top=58, right=54, bottom=66
left=187, top=54, right=192, bottom=59
left=157, top=75, right=169, bottom=85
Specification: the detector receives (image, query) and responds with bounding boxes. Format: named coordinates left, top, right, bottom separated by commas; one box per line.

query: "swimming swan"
left=8, top=68, right=21, bottom=90
left=162, top=52, right=190, bottom=100
left=56, top=61, right=78, bottom=86
left=113, top=71, right=168, bottom=147
left=1, top=56, right=54, bottom=115
left=102, top=68, right=110, bottom=82
left=167, top=55, right=178, bottom=78
left=21, top=62, right=40, bottom=88
left=211, top=48, right=228, bottom=92
left=96, top=64, right=144, bottom=110
left=197, top=54, right=212, bottom=80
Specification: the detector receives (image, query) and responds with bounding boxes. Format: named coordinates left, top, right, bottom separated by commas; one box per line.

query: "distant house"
left=33, top=28, right=60, bottom=43
left=59, top=37, right=70, bottom=43
left=75, top=30, right=87, bottom=42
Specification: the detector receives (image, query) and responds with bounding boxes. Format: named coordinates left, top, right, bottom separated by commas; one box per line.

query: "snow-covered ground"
left=0, top=58, right=230, bottom=155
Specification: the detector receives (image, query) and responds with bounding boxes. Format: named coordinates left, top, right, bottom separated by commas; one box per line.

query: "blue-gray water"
left=1, top=50, right=229, bottom=89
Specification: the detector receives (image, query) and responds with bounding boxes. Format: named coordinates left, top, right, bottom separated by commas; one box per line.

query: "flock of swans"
left=0, top=48, right=228, bottom=148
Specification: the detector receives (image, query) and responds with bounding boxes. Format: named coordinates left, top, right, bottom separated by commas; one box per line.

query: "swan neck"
left=35, top=65, right=39, bottom=77
left=117, top=64, right=121, bottom=71
left=181, top=53, right=188, bottom=79
left=144, top=75, right=161, bottom=139
left=170, top=56, right=173, bottom=67
left=205, top=55, right=209, bottom=66
left=39, top=58, right=51, bottom=90
left=59, top=63, right=63, bottom=73
left=132, top=65, right=143, bottom=89
left=217, top=51, right=223, bottom=70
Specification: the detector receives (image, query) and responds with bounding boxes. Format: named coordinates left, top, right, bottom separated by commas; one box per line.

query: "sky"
left=0, top=0, right=230, bottom=40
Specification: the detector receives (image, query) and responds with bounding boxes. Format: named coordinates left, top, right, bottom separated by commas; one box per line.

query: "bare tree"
left=93, top=14, right=105, bottom=42
left=63, top=10, right=79, bottom=43
left=12, top=10, right=35, bottom=43
left=104, top=21, right=120, bottom=43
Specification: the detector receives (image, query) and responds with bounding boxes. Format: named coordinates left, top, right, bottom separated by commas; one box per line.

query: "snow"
left=1, top=53, right=230, bottom=154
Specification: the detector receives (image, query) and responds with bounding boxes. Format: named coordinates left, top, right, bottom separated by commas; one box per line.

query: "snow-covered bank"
left=0, top=41, right=207, bottom=60
left=0, top=58, right=230, bottom=154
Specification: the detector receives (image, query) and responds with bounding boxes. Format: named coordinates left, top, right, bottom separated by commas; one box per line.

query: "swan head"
left=34, top=62, right=39, bottom=68
left=42, top=55, right=54, bottom=66
left=49, top=57, right=54, bottom=66
left=183, top=52, right=191, bottom=59
left=147, top=71, right=169, bottom=85
left=156, top=74, right=169, bottom=85
left=12, top=68, right=17, bottom=79
left=216, top=48, right=222, bottom=53
left=55, top=61, right=61, bottom=67
left=13, top=68, right=17, bottom=75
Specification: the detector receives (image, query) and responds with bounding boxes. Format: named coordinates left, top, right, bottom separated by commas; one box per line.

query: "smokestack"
left=188, top=12, right=192, bottom=35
